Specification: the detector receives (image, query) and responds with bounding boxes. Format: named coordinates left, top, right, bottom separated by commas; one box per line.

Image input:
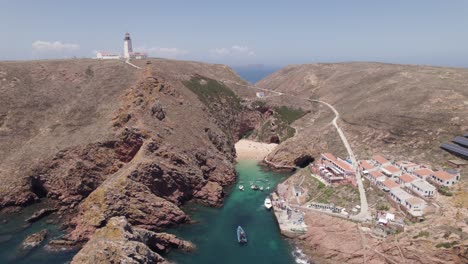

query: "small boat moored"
left=264, top=197, right=272, bottom=210
left=237, top=226, right=247, bottom=244
left=239, top=185, right=244, bottom=191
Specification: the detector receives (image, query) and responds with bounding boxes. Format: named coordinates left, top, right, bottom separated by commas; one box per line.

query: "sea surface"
left=167, top=160, right=302, bottom=264
left=231, top=65, right=281, bottom=84
left=0, top=202, right=77, bottom=264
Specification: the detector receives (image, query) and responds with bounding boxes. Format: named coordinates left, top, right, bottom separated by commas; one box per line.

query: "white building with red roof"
left=397, top=174, right=417, bottom=187
left=372, top=155, right=391, bottom=167
left=395, top=161, right=421, bottom=173
left=359, top=160, right=377, bottom=174
left=431, top=170, right=460, bottom=187
left=368, top=170, right=386, bottom=186
left=412, top=168, right=434, bottom=180
left=381, top=165, right=402, bottom=178
left=382, top=179, right=400, bottom=191
left=320, top=153, right=354, bottom=176
left=96, top=51, right=121, bottom=59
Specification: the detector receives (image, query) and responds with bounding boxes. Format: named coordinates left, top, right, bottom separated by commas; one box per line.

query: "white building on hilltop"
left=123, top=33, right=147, bottom=59
left=96, top=51, right=120, bottom=60
left=123, top=32, right=133, bottom=59
left=95, top=33, right=147, bottom=60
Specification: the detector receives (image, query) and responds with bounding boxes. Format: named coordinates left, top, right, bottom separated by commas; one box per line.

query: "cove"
left=0, top=202, right=77, bottom=263
left=167, top=160, right=297, bottom=264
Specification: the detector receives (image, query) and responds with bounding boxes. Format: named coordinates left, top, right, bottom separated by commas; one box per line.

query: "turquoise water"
left=0, top=161, right=298, bottom=263
left=0, top=202, right=77, bottom=264
left=167, top=160, right=297, bottom=264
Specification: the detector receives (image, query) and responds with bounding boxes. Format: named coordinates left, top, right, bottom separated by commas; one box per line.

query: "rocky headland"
left=0, top=58, right=290, bottom=262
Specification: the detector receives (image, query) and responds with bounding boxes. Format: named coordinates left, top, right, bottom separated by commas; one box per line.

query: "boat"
left=266, top=186, right=270, bottom=190
left=237, top=226, right=247, bottom=244
left=239, top=185, right=244, bottom=191
left=264, top=197, right=272, bottom=210
left=251, top=185, right=259, bottom=190
left=260, top=186, right=264, bottom=191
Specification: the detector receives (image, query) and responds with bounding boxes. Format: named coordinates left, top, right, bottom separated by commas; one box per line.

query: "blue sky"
left=1, top=0, right=468, bottom=67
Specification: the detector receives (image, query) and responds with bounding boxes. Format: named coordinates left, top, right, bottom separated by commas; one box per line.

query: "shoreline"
left=234, top=139, right=278, bottom=161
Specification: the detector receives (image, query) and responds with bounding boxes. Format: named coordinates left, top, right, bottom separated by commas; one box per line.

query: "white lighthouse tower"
left=123, top=32, right=133, bottom=59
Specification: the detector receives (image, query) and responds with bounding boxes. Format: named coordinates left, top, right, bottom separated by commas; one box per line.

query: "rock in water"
left=71, top=216, right=191, bottom=264
left=22, top=229, right=48, bottom=250
left=26, top=208, right=57, bottom=223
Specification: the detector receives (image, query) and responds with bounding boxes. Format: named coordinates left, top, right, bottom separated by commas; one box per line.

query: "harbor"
left=167, top=160, right=301, bottom=264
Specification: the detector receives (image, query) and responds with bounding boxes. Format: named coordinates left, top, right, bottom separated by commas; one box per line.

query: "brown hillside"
left=256, top=62, right=468, bottom=167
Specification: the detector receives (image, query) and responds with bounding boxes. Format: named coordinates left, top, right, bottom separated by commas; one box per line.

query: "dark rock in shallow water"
left=22, top=229, right=48, bottom=249
left=26, top=208, right=57, bottom=223
left=46, top=239, right=79, bottom=252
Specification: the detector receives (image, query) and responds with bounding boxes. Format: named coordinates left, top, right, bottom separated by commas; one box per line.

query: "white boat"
left=264, top=197, right=272, bottom=210
left=260, top=186, right=264, bottom=191
left=266, top=186, right=270, bottom=190
left=239, top=185, right=244, bottom=191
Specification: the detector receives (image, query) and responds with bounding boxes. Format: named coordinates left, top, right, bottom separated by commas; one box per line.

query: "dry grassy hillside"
left=257, top=62, right=468, bottom=167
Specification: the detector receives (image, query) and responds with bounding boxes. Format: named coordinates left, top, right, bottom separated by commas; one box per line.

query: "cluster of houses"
left=360, top=155, right=461, bottom=218
left=310, top=152, right=461, bottom=219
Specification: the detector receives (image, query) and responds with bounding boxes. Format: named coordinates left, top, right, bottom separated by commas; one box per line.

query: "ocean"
left=231, top=65, right=281, bottom=84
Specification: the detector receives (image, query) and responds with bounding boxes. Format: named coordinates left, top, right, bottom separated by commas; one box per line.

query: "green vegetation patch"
left=435, top=241, right=458, bottom=248
left=413, top=231, right=430, bottom=239
left=183, top=75, right=242, bottom=111
left=377, top=204, right=390, bottom=211
left=273, top=106, right=305, bottom=125
left=438, top=186, right=453, bottom=196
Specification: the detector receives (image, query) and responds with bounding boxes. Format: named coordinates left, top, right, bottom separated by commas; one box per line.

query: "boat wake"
left=291, top=247, right=310, bottom=264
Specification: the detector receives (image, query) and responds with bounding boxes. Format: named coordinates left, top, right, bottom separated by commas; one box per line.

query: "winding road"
left=307, top=99, right=370, bottom=221
left=222, top=79, right=370, bottom=221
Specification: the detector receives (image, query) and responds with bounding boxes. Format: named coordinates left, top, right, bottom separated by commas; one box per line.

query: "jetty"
left=271, top=192, right=307, bottom=238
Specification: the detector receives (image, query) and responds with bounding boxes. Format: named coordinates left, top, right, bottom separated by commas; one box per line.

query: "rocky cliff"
left=0, top=58, right=260, bottom=261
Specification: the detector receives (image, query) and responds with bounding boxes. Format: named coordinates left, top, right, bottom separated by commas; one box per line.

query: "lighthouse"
left=123, top=33, right=133, bottom=59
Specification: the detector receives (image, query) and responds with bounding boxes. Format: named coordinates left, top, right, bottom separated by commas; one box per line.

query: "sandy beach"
left=235, top=139, right=278, bottom=161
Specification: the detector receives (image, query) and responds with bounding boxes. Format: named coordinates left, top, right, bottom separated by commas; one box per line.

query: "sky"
left=1, top=0, right=468, bottom=67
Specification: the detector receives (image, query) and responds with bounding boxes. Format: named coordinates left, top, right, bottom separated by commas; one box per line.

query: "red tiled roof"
left=369, top=170, right=384, bottom=179
left=373, top=155, right=389, bottom=165
left=336, top=159, right=353, bottom=172
left=432, top=171, right=456, bottom=181
left=413, top=168, right=434, bottom=177
left=360, top=160, right=374, bottom=170
left=382, top=179, right=400, bottom=189
left=383, top=165, right=401, bottom=174
left=322, top=153, right=337, bottom=162
left=399, top=174, right=416, bottom=183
